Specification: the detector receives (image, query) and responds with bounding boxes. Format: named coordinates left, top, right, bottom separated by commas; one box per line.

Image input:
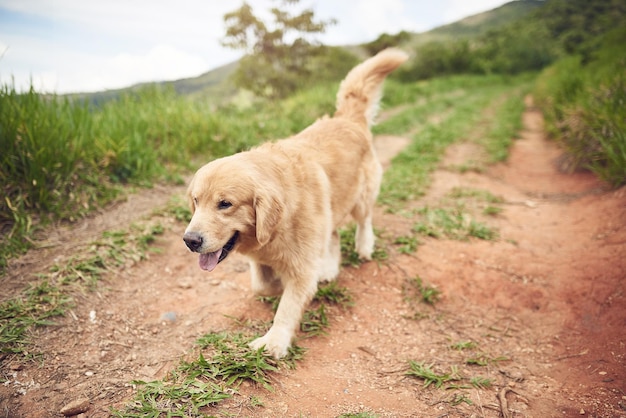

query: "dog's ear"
left=186, top=177, right=196, bottom=215
left=254, top=191, right=283, bottom=246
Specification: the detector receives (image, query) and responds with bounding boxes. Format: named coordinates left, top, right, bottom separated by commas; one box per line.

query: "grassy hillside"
left=408, top=0, right=545, bottom=46
left=67, top=61, right=239, bottom=107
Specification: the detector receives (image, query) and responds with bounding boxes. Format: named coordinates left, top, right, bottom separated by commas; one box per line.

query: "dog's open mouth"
left=198, top=232, right=239, bottom=272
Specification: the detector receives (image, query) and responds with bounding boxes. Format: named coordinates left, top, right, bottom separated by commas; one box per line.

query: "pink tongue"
left=198, top=249, right=222, bottom=272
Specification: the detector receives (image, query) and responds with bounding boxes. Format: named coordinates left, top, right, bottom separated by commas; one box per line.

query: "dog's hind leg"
left=250, top=261, right=283, bottom=296
left=352, top=159, right=382, bottom=261
left=354, top=214, right=375, bottom=260
left=318, top=230, right=340, bottom=282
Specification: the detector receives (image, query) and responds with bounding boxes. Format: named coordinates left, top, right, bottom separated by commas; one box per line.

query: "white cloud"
left=356, top=0, right=417, bottom=37
left=106, top=45, right=208, bottom=87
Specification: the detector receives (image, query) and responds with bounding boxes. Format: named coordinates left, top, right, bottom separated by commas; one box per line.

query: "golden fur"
left=184, top=49, right=408, bottom=358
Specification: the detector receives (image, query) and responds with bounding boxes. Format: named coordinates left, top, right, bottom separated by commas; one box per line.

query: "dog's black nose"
left=183, top=232, right=203, bottom=252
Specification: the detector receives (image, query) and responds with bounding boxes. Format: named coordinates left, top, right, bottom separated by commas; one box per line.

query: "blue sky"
left=0, top=0, right=510, bottom=93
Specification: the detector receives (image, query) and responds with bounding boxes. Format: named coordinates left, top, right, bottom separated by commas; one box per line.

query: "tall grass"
left=534, top=27, right=626, bottom=186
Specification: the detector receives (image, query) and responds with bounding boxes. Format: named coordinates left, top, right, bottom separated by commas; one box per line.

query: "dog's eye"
left=193, top=197, right=198, bottom=205
left=217, top=200, right=232, bottom=210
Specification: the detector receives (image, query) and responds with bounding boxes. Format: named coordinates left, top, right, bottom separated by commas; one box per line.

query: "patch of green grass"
left=257, top=295, right=281, bottom=312
left=413, top=206, right=498, bottom=241
left=0, top=219, right=166, bottom=356
left=115, top=328, right=311, bottom=416
left=450, top=392, right=473, bottom=406
left=0, top=281, right=72, bottom=356
left=465, top=354, right=509, bottom=366
left=191, top=332, right=279, bottom=390
left=393, top=235, right=420, bottom=254
left=469, top=376, right=493, bottom=389
left=404, top=276, right=441, bottom=305
left=483, top=205, right=503, bottom=216
left=450, top=340, right=477, bottom=351
left=481, top=91, right=528, bottom=163
left=115, top=330, right=306, bottom=416
left=446, top=187, right=503, bottom=204
left=300, top=304, right=329, bottom=337
left=314, top=281, right=353, bottom=307
left=337, top=413, right=379, bottom=418
left=406, top=359, right=496, bottom=403
left=117, top=378, right=231, bottom=418
left=158, top=194, right=192, bottom=222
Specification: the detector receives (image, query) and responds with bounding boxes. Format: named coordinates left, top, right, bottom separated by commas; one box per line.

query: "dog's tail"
left=335, top=48, right=408, bottom=127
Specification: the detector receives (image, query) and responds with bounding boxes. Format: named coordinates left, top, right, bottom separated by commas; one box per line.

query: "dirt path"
left=1, top=99, right=625, bottom=417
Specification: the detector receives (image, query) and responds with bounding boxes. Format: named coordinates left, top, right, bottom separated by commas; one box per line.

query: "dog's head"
left=183, top=155, right=283, bottom=271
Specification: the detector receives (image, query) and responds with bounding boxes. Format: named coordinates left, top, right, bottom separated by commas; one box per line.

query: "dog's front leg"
left=249, top=275, right=317, bottom=359
left=250, top=261, right=283, bottom=296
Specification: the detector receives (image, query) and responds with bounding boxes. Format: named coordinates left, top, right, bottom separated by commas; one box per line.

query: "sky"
left=0, top=0, right=510, bottom=94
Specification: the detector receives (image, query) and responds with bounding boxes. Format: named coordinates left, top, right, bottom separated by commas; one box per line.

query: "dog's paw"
left=249, top=329, right=291, bottom=359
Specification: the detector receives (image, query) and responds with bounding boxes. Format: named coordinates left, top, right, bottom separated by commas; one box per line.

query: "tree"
left=363, top=31, right=411, bottom=56
left=222, top=0, right=337, bottom=99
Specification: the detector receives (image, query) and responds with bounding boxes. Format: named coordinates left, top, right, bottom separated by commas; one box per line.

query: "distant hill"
left=407, top=0, right=545, bottom=46
left=70, top=0, right=545, bottom=106
left=67, top=60, right=239, bottom=106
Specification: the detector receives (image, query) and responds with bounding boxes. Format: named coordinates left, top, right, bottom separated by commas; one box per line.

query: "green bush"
left=534, top=27, right=626, bottom=186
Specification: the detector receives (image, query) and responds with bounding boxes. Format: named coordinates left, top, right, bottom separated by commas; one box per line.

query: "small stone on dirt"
left=177, top=279, right=192, bottom=289
left=60, top=398, right=90, bottom=416
left=9, top=362, right=22, bottom=371
left=160, top=311, right=177, bottom=322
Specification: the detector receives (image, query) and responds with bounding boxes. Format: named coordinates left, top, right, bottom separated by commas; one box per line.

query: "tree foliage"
left=363, top=31, right=411, bottom=55
left=221, top=0, right=346, bottom=99
left=397, top=0, right=625, bottom=82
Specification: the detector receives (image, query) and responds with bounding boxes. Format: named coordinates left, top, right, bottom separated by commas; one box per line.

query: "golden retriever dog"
left=183, top=48, right=408, bottom=358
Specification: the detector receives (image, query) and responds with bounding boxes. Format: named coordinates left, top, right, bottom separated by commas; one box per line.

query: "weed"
left=257, top=296, right=281, bottom=312
left=450, top=392, right=473, bottom=406
left=393, top=235, right=420, bottom=254
left=0, top=281, right=71, bottom=355
left=406, top=361, right=462, bottom=388
left=413, top=206, right=497, bottom=241
left=465, top=354, right=509, bottom=366
left=404, top=276, right=441, bottom=305
left=116, top=329, right=308, bottom=416
left=446, top=187, right=503, bottom=204
left=191, top=332, right=278, bottom=390
left=0, top=219, right=166, bottom=356
left=249, top=395, right=265, bottom=407
left=468, top=221, right=498, bottom=240
left=470, top=376, right=493, bottom=389
left=314, top=281, right=353, bottom=308
left=161, top=195, right=192, bottom=222
left=300, top=304, right=329, bottom=337
left=483, top=205, right=503, bottom=216
left=117, top=378, right=231, bottom=417
left=450, top=340, right=477, bottom=350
